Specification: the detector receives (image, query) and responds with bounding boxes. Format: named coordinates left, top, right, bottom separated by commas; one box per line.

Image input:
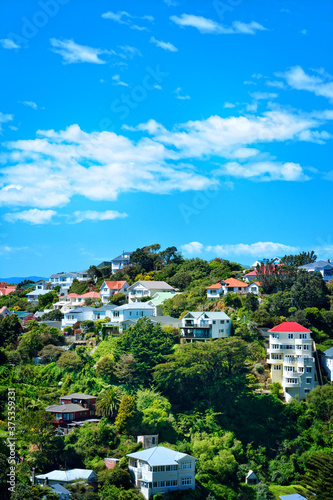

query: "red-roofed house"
left=206, top=278, right=253, bottom=300
left=267, top=321, right=317, bottom=402
left=0, top=306, right=12, bottom=317
left=243, top=264, right=281, bottom=282
left=100, top=281, right=129, bottom=303
left=0, top=286, right=17, bottom=296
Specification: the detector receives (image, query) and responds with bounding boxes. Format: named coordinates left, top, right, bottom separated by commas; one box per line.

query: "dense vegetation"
left=0, top=246, right=332, bottom=499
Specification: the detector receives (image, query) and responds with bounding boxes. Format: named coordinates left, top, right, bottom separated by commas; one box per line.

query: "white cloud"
left=250, top=92, right=278, bottom=100
left=118, top=45, right=142, bottom=59
left=4, top=209, right=57, bottom=224
left=266, top=80, right=286, bottom=89
left=101, top=11, right=153, bottom=31
left=280, top=66, right=333, bottom=102
left=1, top=106, right=330, bottom=209
left=150, top=36, right=178, bottom=52
left=300, top=29, right=308, bottom=35
left=170, top=14, right=267, bottom=35
left=21, top=101, right=38, bottom=110
left=112, top=74, right=129, bottom=87
left=181, top=241, right=298, bottom=257
left=223, top=102, right=236, bottom=108
left=71, top=210, right=128, bottom=223
left=0, top=112, right=14, bottom=133
left=181, top=242, right=204, bottom=254
left=175, top=87, right=191, bottom=100
left=213, top=161, right=310, bottom=182
left=50, top=38, right=107, bottom=64
left=0, top=38, right=20, bottom=49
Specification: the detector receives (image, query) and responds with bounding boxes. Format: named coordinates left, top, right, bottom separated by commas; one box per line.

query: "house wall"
left=321, top=355, right=333, bottom=382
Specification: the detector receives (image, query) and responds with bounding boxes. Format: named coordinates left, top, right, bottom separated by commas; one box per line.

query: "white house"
left=111, top=251, right=132, bottom=273
left=247, top=281, right=261, bottom=294
left=61, top=305, right=115, bottom=329
left=111, top=303, right=154, bottom=325
left=181, top=311, right=231, bottom=341
left=298, top=260, right=333, bottom=282
left=100, top=280, right=129, bottom=303
left=267, top=322, right=317, bottom=402
left=49, top=271, right=89, bottom=293
left=0, top=306, right=11, bottom=317
left=128, top=281, right=175, bottom=303
left=321, top=346, right=333, bottom=382
left=26, top=289, right=52, bottom=302
left=127, top=446, right=197, bottom=500
left=206, top=278, right=260, bottom=300
left=35, top=280, right=48, bottom=291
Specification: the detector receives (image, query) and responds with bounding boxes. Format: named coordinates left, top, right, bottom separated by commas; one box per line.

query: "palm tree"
left=95, top=386, right=122, bottom=419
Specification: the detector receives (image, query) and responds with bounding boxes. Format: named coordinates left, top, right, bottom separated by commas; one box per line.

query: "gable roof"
left=81, top=291, right=101, bottom=299
left=45, top=403, right=88, bottom=413
left=323, top=346, right=333, bottom=356
left=114, top=303, right=154, bottom=311
left=183, top=311, right=231, bottom=320
left=0, top=306, right=11, bottom=315
left=245, top=264, right=281, bottom=277
left=60, top=393, right=96, bottom=400
left=127, top=446, right=197, bottom=466
left=112, top=252, right=132, bottom=262
left=149, top=291, right=179, bottom=305
left=269, top=322, right=312, bottom=333
left=101, top=281, right=127, bottom=290
left=299, top=260, right=333, bottom=270
left=206, top=283, right=222, bottom=290
left=223, top=278, right=248, bottom=288
left=129, top=281, right=174, bottom=291
left=36, top=468, right=96, bottom=482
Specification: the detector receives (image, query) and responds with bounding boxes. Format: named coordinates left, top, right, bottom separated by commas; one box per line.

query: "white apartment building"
left=181, top=311, right=231, bottom=342
left=267, top=321, right=317, bottom=402
left=49, top=271, right=89, bottom=293
left=111, top=251, right=132, bottom=273
left=127, top=446, right=197, bottom=500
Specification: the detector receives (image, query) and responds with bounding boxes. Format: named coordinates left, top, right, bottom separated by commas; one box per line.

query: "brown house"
left=46, top=393, right=97, bottom=427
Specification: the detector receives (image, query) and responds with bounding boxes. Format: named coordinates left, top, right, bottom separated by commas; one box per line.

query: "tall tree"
left=297, top=453, right=333, bottom=500
left=96, top=387, right=123, bottom=419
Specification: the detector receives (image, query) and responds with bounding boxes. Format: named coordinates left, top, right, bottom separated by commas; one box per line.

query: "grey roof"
left=36, top=469, right=96, bottom=482
left=323, top=346, right=333, bottom=357
left=114, top=303, right=154, bottom=311
left=94, top=305, right=116, bottom=312
left=245, top=470, right=258, bottom=479
left=45, top=403, right=88, bottom=413
left=60, top=393, right=96, bottom=400
left=26, top=289, right=50, bottom=297
left=299, top=260, right=333, bottom=270
left=127, top=446, right=197, bottom=466
left=184, top=311, right=231, bottom=320
left=150, top=316, right=181, bottom=326
left=279, top=495, right=306, bottom=500
left=112, top=252, right=132, bottom=262
left=129, top=281, right=174, bottom=290
left=50, top=483, right=71, bottom=495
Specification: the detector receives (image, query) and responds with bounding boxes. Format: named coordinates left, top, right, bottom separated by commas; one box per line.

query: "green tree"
left=95, top=356, right=116, bottom=383
left=40, top=309, right=64, bottom=321
left=115, top=395, right=140, bottom=434
left=114, top=353, right=138, bottom=385
left=242, top=293, right=259, bottom=312
left=38, top=344, right=63, bottom=363
left=291, top=271, right=329, bottom=310
left=38, top=291, right=58, bottom=309
left=96, top=387, right=122, bottom=419
left=56, top=351, right=82, bottom=371
left=297, top=453, right=333, bottom=500
left=110, top=293, right=127, bottom=306
left=0, top=314, right=22, bottom=347
left=280, top=251, right=317, bottom=266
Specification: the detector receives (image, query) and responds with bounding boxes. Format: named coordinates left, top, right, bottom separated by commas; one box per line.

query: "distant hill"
left=0, top=276, right=48, bottom=284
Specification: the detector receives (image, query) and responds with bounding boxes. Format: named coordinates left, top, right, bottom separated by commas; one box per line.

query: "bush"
left=254, top=363, right=264, bottom=374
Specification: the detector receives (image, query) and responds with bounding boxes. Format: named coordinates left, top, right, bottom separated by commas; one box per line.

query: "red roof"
left=81, top=292, right=101, bottom=298
left=101, top=281, right=127, bottom=290
left=206, top=283, right=222, bottom=290
left=245, top=264, right=281, bottom=277
left=0, top=286, right=16, bottom=296
left=269, top=322, right=312, bottom=333
left=223, top=278, right=248, bottom=288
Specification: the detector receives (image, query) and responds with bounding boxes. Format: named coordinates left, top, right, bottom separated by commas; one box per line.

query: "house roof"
left=245, top=264, right=280, bottom=277
left=245, top=470, right=258, bottom=479
left=129, top=281, right=174, bottom=291
left=0, top=286, right=16, bottom=295
left=0, top=306, right=10, bottom=315
left=93, top=305, right=116, bottom=312
left=45, top=403, right=88, bottom=413
left=26, top=289, right=50, bottom=297
left=149, top=291, right=179, bottom=305
left=184, top=311, right=230, bottom=320
left=112, top=252, right=132, bottom=262
left=127, top=446, right=197, bottom=466
left=250, top=281, right=261, bottom=286
left=60, top=393, right=96, bottom=400
left=81, top=291, right=101, bottom=298
left=299, top=260, right=333, bottom=270
left=114, top=303, right=154, bottom=311
left=323, top=346, right=333, bottom=356
left=279, top=495, right=306, bottom=500
left=36, top=468, right=96, bottom=482
left=50, top=483, right=71, bottom=495
left=269, top=322, right=312, bottom=333
left=206, top=283, right=222, bottom=290
left=223, top=278, right=248, bottom=288
left=102, top=280, right=128, bottom=290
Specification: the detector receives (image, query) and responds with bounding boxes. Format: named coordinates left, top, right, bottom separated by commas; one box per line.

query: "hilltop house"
left=298, top=260, right=333, bottom=282
left=26, top=289, right=50, bottom=302
left=267, top=322, right=318, bottom=402
left=100, top=280, right=129, bottom=303
left=49, top=271, right=89, bottom=293
left=321, top=346, right=333, bottom=382
left=110, top=303, right=154, bottom=326
left=181, top=312, right=231, bottom=342
left=61, top=305, right=115, bottom=329
left=45, top=393, right=97, bottom=428
left=111, top=251, right=132, bottom=273
left=127, top=446, right=197, bottom=500
left=206, top=278, right=260, bottom=299
left=35, top=280, right=48, bottom=290
left=128, top=281, right=175, bottom=303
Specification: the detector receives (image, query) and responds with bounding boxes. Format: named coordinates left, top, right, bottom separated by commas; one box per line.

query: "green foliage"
left=56, top=351, right=82, bottom=371
left=242, top=293, right=259, bottom=312
left=224, top=293, right=242, bottom=309
left=291, top=271, right=329, bottom=310
left=110, top=293, right=127, bottom=306
left=96, top=387, right=123, bottom=419
left=254, top=483, right=275, bottom=500
left=17, top=324, right=65, bottom=359
left=0, top=314, right=22, bottom=347
left=40, top=309, right=64, bottom=321
left=38, top=344, right=63, bottom=363
left=280, top=251, right=317, bottom=266
left=95, top=356, right=116, bottom=383
left=38, top=290, right=58, bottom=309
left=115, top=395, right=140, bottom=434
left=297, top=453, right=333, bottom=500
left=69, top=278, right=89, bottom=295
left=162, top=294, right=188, bottom=318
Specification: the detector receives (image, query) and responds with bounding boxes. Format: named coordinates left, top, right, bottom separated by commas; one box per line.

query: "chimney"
left=32, top=468, right=36, bottom=485
left=45, top=476, right=49, bottom=486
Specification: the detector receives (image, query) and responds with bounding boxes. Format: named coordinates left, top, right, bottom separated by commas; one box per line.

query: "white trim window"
left=181, top=477, right=192, bottom=486
left=181, top=461, right=192, bottom=469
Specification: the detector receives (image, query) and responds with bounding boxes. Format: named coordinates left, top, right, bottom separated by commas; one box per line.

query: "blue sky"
left=0, top=0, right=333, bottom=277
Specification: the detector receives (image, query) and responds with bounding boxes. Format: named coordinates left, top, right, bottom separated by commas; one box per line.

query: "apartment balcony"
left=283, top=356, right=297, bottom=365
left=181, top=329, right=211, bottom=338
left=282, top=376, right=300, bottom=388
left=267, top=357, right=283, bottom=364
left=267, top=345, right=284, bottom=354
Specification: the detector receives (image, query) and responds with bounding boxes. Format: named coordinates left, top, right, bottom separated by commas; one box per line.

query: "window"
left=219, top=329, right=224, bottom=333
left=288, top=333, right=294, bottom=339
left=306, top=378, right=312, bottom=384
left=171, top=465, right=178, bottom=471
left=271, top=333, right=279, bottom=339
left=299, top=333, right=307, bottom=339
left=160, top=481, right=165, bottom=487
left=182, top=478, right=192, bottom=486
left=213, top=321, right=216, bottom=324
left=220, top=320, right=224, bottom=324
left=152, top=437, right=156, bottom=445
left=299, top=367, right=304, bottom=373
left=166, top=465, right=170, bottom=471
left=303, top=345, right=310, bottom=350
left=166, top=481, right=171, bottom=487
left=286, top=378, right=298, bottom=384
left=284, top=366, right=294, bottom=372
left=153, top=482, right=157, bottom=488
left=274, top=365, right=282, bottom=370
left=171, top=480, right=177, bottom=486
left=272, top=354, right=282, bottom=360
left=113, top=311, right=119, bottom=317
left=306, top=367, right=312, bottom=373
left=296, top=345, right=302, bottom=350
left=272, top=344, right=280, bottom=350
left=153, top=466, right=165, bottom=472
left=181, top=461, right=192, bottom=469
left=304, top=389, right=310, bottom=393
